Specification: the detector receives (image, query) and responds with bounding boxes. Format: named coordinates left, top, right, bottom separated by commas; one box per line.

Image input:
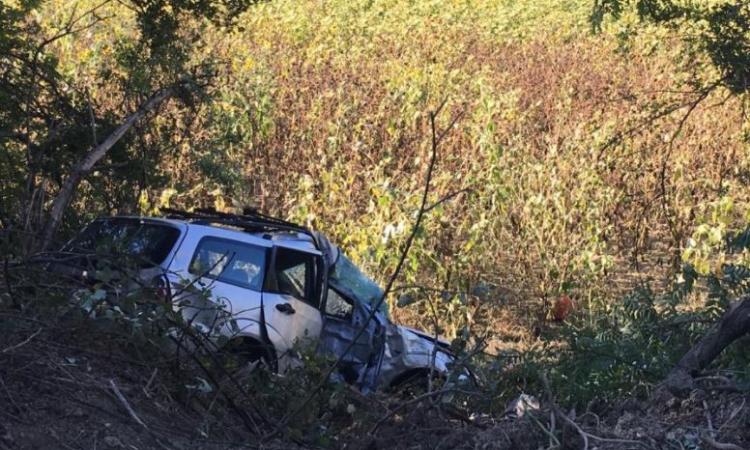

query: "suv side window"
left=269, top=247, right=319, bottom=308
left=325, top=288, right=353, bottom=319
left=189, top=237, right=266, bottom=290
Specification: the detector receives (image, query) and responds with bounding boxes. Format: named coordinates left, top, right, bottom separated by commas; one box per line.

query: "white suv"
left=59, top=209, right=458, bottom=391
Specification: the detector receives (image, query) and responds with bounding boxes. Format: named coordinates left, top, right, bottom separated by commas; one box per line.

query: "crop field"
left=23, top=0, right=747, bottom=343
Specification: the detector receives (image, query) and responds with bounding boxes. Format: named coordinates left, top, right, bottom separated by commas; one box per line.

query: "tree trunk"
left=661, top=296, right=750, bottom=396
left=39, top=86, right=177, bottom=251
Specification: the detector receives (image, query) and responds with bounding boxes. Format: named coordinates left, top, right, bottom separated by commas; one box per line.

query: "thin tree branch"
left=541, top=373, right=647, bottom=449
left=109, top=378, right=148, bottom=429
left=424, top=188, right=474, bottom=213
left=368, top=387, right=481, bottom=435
left=268, top=103, right=462, bottom=439
left=40, top=83, right=184, bottom=249
left=595, top=77, right=725, bottom=161
left=1, top=327, right=42, bottom=354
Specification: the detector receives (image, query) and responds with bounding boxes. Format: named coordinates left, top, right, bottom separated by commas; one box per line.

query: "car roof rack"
left=161, top=207, right=312, bottom=238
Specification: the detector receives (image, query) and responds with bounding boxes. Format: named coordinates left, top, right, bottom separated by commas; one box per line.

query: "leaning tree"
left=593, top=0, right=750, bottom=394
left=0, top=0, right=254, bottom=251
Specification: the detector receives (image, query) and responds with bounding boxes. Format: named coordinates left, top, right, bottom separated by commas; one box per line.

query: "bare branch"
left=368, top=387, right=481, bottom=435
left=40, top=84, right=185, bottom=249
left=595, top=77, right=725, bottom=161
left=270, top=103, right=463, bottom=437
left=701, top=434, right=744, bottom=450
left=424, top=188, right=474, bottom=213
left=541, top=373, right=647, bottom=449
left=109, top=378, right=148, bottom=429
left=1, top=327, right=42, bottom=354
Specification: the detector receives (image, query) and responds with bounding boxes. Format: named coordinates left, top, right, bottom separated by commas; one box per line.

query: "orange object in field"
left=552, top=295, right=573, bottom=322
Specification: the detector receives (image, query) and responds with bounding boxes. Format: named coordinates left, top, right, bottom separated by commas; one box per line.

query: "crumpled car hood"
left=398, top=325, right=451, bottom=349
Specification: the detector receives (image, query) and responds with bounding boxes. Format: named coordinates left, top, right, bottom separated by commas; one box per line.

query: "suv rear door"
left=178, top=236, right=268, bottom=338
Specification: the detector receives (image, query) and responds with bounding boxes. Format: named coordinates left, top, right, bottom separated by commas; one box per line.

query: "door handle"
left=275, top=303, right=296, bottom=315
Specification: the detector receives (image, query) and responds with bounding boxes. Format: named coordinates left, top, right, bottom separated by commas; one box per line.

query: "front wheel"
left=390, top=369, right=445, bottom=399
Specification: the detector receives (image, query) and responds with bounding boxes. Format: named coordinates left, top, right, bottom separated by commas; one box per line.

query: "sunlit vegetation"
left=3, top=0, right=749, bottom=333
left=3, top=0, right=750, bottom=429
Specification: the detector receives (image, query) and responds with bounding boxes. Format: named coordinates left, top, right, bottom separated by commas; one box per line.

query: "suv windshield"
left=329, top=254, right=387, bottom=315
left=66, top=219, right=180, bottom=268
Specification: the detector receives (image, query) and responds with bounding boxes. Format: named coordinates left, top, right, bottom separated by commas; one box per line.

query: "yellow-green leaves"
left=683, top=196, right=750, bottom=276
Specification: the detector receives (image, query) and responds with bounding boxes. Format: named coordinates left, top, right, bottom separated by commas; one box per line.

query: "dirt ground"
left=0, top=308, right=748, bottom=450
left=2, top=334, right=748, bottom=450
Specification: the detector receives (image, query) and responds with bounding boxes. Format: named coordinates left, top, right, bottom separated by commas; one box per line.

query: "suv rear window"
left=66, top=219, right=180, bottom=267
left=189, top=237, right=266, bottom=290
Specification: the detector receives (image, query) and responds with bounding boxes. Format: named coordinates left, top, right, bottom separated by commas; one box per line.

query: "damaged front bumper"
left=376, top=325, right=456, bottom=389
left=318, top=303, right=461, bottom=392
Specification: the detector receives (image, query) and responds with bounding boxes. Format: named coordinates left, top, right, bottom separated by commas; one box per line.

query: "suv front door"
left=262, top=246, right=324, bottom=361
left=318, top=287, right=386, bottom=391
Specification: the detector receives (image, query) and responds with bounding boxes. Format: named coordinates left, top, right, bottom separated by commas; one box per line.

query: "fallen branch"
left=1, top=327, right=42, bottom=354
left=523, top=408, right=560, bottom=449
left=369, top=387, right=480, bottom=435
left=109, top=378, right=148, bottom=429
left=541, top=374, right=647, bottom=449
left=701, top=434, right=744, bottom=450
left=143, top=368, right=158, bottom=398
left=719, top=398, right=746, bottom=433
